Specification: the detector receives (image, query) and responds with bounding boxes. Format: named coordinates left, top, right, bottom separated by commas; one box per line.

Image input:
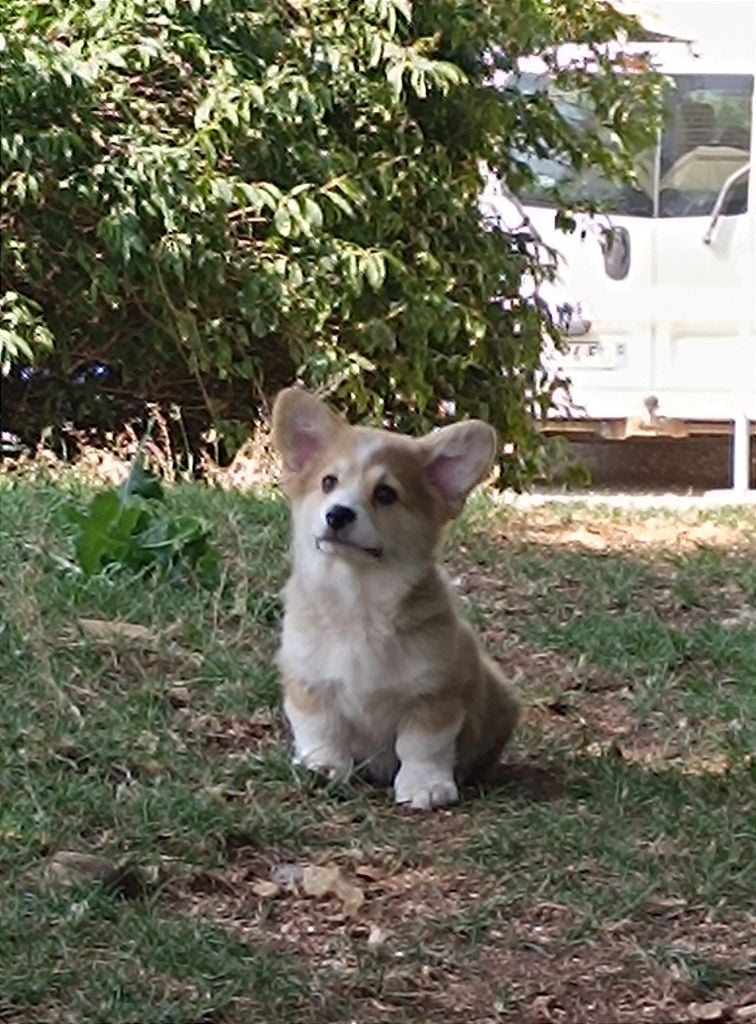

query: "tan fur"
left=271, top=387, right=520, bottom=809
left=284, top=676, right=326, bottom=715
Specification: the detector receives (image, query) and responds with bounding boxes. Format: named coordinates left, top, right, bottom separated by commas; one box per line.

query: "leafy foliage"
left=0, top=292, right=54, bottom=377
left=69, top=432, right=218, bottom=582
left=0, top=0, right=661, bottom=484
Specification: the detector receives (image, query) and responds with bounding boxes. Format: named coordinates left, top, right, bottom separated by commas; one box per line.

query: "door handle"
left=703, top=163, right=750, bottom=245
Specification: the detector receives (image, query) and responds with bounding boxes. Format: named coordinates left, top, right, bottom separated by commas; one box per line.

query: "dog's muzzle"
left=315, top=534, right=382, bottom=559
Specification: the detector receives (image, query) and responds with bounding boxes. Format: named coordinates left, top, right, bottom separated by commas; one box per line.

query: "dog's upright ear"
left=421, top=420, right=497, bottom=516
left=271, top=388, right=343, bottom=474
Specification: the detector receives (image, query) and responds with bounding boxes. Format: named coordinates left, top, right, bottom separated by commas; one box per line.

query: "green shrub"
left=0, top=0, right=660, bottom=484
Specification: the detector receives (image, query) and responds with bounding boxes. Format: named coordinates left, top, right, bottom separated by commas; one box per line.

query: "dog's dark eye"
left=322, top=474, right=338, bottom=494
left=374, top=484, right=398, bottom=506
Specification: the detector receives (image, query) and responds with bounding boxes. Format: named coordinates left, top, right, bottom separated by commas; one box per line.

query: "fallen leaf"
left=644, top=895, right=687, bottom=915
left=531, top=994, right=558, bottom=1023
left=689, top=1002, right=727, bottom=1022
left=734, top=1006, right=756, bottom=1022
left=367, top=924, right=388, bottom=947
left=78, top=618, right=156, bottom=644
left=302, top=864, right=364, bottom=917
left=75, top=619, right=199, bottom=665
left=721, top=608, right=756, bottom=629
left=333, top=875, right=364, bottom=916
left=252, top=880, right=281, bottom=898
left=355, top=864, right=385, bottom=882
left=302, top=864, right=340, bottom=898
left=51, top=739, right=83, bottom=761
left=139, top=759, right=166, bottom=780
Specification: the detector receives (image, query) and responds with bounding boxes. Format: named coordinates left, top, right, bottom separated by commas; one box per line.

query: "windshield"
left=519, top=72, right=753, bottom=218
left=660, top=74, right=752, bottom=216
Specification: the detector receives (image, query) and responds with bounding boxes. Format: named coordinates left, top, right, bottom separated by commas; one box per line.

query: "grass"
left=1, top=471, right=755, bottom=1023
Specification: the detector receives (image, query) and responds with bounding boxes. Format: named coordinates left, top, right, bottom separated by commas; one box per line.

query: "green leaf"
left=363, top=252, right=386, bottom=290
left=118, top=462, right=164, bottom=503
left=212, top=178, right=233, bottom=205
left=323, top=189, right=355, bottom=218
left=386, top=61, right=404, bottom=96
left=274, top=204, right=292, bottom=236
left=393, top=0, right=412, bottom=22
left=73, top=493, right=148, bottom=575
left=302, top=197, right=323, bottom=231
left=194, top=95, right=214, bottom=128
left=368, top=36, right=383, bottom=68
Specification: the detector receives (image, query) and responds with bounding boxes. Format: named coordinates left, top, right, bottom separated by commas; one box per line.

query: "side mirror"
left=600, top=225, right=631, bottom=280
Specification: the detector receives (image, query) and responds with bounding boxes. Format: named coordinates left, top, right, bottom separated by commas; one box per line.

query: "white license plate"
left=562, top=340, right=619, bottom=369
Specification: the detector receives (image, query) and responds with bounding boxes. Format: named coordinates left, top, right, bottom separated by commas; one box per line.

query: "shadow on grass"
left=479, top=758, right=569, bottom=801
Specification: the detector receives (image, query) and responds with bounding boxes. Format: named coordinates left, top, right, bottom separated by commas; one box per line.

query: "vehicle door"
left=652, top=71, right=755, bottom=418
left=515, top=79, right=658, bottom=418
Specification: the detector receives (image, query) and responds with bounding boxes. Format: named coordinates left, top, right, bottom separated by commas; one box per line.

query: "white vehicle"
left=482, top=1, right=755, bottom=490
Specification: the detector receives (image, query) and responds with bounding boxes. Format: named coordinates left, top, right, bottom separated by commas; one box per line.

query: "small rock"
left=735, top=1007, right=756, bottom=1023
left=689, top=1001, right=727, bottom=1022
left=45, top=851, right=147, bottom=899
left=46, top=851, right=117, bottom=888
left=167, top=685, right=191, bottom=707
left=271, top=863, right=304, bottom=888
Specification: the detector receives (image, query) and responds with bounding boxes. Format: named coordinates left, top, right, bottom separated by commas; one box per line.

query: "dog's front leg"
left=394, top=699, right=464, bottom=810
left=283, top=678, right=352, bottom=781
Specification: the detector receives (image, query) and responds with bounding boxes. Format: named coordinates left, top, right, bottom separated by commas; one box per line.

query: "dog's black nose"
left=325, top=504, right=356, bottom=531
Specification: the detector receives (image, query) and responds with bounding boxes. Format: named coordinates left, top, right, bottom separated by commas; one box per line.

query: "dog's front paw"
left=294, top=749, right=353, bottom=782
left=394, top=767, right=459, bottom=811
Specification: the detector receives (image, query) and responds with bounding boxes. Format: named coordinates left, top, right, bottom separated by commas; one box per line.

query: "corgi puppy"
left=271, top=387, right=520, bottom=810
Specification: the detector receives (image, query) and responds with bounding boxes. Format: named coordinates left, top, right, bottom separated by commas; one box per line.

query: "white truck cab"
left=483, top=1, right=755, bottom=489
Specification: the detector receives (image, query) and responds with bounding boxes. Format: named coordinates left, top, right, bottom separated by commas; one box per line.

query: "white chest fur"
left=278, top=562, right=452, bottom=738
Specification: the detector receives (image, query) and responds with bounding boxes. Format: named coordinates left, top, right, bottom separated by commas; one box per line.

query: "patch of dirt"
left=451, top=550, right=755, bottom=639
left=426, top=907, right=756, bottom=1024
left=162, top=853, right=756, bottom=1024
left=483, top=757, right=568, bottom=801
left=488, top=634, right=628, bottom=694
left=478, top=637, right=736, bottom=775
left=189, top=709, right=282, bottom=755
left=491, top=509, right=753, bottom=554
